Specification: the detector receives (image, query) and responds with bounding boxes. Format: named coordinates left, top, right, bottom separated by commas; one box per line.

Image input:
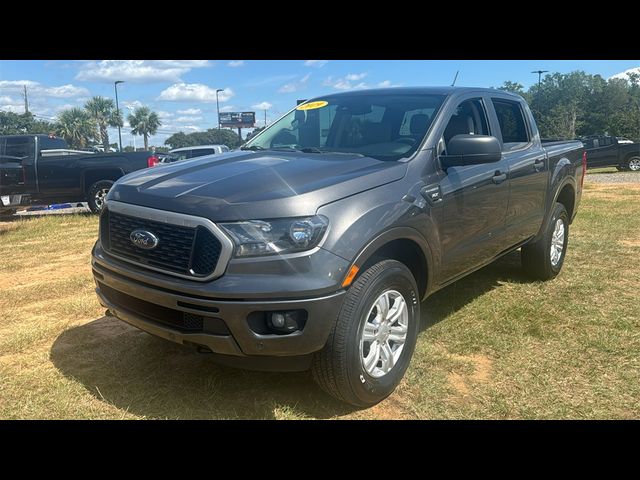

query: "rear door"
left=585, top=136, right=618, bottom=167
left=437, top=95, right=510, bottom=282
left=489, top=97, right=548, bottom=246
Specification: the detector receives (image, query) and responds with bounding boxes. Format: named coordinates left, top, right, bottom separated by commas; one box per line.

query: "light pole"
left=215, top=89, right=223, bottom=129
left=114, top=81, right=124, bottom=152
left=531, top=70, right=548, bottom=112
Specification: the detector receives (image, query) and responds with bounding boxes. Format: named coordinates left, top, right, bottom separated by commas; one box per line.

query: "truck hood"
left=108, top=150, right=407, bottom=221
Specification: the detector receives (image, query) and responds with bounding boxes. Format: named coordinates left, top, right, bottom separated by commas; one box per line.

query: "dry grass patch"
left=0, top=187, right=638, bottom=419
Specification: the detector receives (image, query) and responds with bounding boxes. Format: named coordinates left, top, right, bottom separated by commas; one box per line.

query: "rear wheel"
left=521, top=202, right=569, bottom=280
left=87, top=180, right=114, bottom=214
left=0, top=208, right=17, bottom=219
left=626, top=157, right=640, bottom=172
left=312, top=259, right=420, bottom=407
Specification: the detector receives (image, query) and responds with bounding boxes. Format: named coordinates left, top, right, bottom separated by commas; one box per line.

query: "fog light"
left=266, top=310, right=306, bottom=335
left=271, top=312, right=286, bottom=328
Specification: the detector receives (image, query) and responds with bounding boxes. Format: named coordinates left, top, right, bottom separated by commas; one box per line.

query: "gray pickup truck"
left=92, top=87, right=585, bottom=407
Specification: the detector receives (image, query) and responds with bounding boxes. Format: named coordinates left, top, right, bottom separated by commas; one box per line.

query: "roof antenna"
left=451, top=71, right=459, bottom=86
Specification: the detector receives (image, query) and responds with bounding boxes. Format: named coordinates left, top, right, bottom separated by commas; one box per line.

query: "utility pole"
left=22, top=85, right=29, bottom=114
left=531, top=70, right=548, bottom=112
left=216, top=89, right=223, bottom=129
left=114, top=81, right=124, bottom=152
left=264, top=109, right=267, bottom=127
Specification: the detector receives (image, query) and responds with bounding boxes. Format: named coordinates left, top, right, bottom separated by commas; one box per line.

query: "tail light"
left=580, top=150, right=587, bottom=187
left=147, top=155, right=160, bottom=168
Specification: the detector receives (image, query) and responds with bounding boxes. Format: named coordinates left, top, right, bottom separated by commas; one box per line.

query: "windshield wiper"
left=266, top=146, right=322, bottom=153
left=240, top=145, right=266, bottom=151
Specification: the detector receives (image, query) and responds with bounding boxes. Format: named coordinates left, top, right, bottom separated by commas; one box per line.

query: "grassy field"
left=1, top=179, right=638, bottom=419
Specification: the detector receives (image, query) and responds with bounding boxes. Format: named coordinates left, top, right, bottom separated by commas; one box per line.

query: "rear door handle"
left=492, top=171, right=507, bottom=184
left=534, top=158, right=545, bottom=171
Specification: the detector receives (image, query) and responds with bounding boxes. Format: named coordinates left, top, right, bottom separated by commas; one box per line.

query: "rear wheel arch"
left=555, top=182, right=576, bottom=221
left=82, top=168, right=125, bottom=195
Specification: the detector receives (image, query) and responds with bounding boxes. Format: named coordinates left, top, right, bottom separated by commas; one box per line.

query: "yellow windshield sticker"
left=296, top=100, right=328, bottom=111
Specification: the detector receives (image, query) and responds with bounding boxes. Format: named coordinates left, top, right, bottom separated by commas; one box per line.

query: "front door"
left=436, top=97, right=510, bottom=283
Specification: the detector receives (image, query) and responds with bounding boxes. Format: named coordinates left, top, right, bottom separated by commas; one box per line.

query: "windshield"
left=243, top=93, right=445, bottom=161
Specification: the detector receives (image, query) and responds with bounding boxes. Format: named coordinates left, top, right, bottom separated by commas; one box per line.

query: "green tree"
left=55, top=108, right=98, bottom=149
left=246, top=126, right=266, bottom=141
left=84, top=96, right=123, bottom=151
left=164, top=131, right=194, bottom=149
left=164, top=128, right=240, bottom=149
left=498, top=81, right=526, bottom=96
left=127, top=106, right=161, bottom=150
left=0, top=111, right=54, bottom=136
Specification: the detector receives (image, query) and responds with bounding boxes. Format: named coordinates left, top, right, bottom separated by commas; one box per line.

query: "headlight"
left=219, top=215, right=329, bottom=257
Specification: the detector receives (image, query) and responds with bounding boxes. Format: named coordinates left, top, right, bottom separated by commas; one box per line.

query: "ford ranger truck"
left=92, top=87, right=585, bottom=407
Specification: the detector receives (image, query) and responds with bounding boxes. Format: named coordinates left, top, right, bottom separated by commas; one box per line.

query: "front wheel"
left=312, top=259, right=420, bottom=407
left=521, top=202, right=569, bottom=280
left=626, top=157, right=640, bottom=172
left=87, top=180, right=114, bottom=214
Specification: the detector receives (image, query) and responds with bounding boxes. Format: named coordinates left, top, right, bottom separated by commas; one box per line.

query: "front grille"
left=99, top=282, right=230, bottom=335
left=102, top=209, right=222, bottom=278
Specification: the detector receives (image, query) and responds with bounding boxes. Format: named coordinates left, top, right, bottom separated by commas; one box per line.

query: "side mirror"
left=440, top=134, right=502, bottom=169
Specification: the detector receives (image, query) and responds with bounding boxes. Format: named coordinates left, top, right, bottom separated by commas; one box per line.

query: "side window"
left=442, top=98, right=490, bottom=151
left=599, top=137, right=612, bottom=147
left=196, top=149, right=214, bottom=157
left=4, top=137, right=35, bottom=160
left=491, top=99, right=529, bottom=150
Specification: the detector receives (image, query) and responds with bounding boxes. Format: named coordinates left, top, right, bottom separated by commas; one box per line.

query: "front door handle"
left=492, top=171, right=507, bottom=184
left=534, top=158, right=545, bottom=171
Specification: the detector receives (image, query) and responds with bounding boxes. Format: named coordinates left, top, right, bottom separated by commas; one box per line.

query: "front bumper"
left=92, top=245, right=347, bottom=369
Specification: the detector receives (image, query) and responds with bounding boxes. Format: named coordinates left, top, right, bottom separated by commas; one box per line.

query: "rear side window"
left=492, top=99, right=529, bottom=149
left=3, top=137, right=35, bottom=160
left=192, top=149, right=215, bottom=157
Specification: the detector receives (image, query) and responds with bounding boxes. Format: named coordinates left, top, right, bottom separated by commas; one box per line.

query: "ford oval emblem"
left=130, top=229, right=159, bottom=250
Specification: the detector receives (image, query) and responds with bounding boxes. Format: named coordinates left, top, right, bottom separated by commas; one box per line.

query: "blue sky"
left=1, top=60, right=639, bottom=147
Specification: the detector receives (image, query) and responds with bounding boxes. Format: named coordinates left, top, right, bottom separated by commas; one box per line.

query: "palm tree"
left=128, top=106, right=161, bottom=150
left=84, top=96, right=123, bottom=151
left=55, top=108, right=98, bottom=149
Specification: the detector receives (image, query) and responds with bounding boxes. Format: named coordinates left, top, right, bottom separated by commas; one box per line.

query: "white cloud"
left=278, top=73, right=311, bottom=93
left=0, top=103, right=23, bottom=113
left=377, top=80, right=402, bottom=88
left=176, top=116, right=203, bottom=123
left=251, top=101, right=273, bottom=110
left=345, top=73, right=367, bottom=81
left=0, top=95, right=15, bottom=104
left=0, top=80, right=89, bottom=98
left=304, top=60, right=328, bottom=68
left=76, top=60, right=212, bottom=83
left=219, top=105, right=236, bottom=112
left=123, top=100, right=144, bottom=111
left=609, top=67, right=640, bottom=81
left=176, top=108, right=201, bottom=115
left=227, top=60, right=245, bottom=67
left=157, top=83, right=234, bottom=102
left=324, top=74, right=369, bottom=91
left=157, top=110, right=174, bottom=119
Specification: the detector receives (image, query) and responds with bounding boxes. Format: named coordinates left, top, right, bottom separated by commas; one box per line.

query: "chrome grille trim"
left=101, top=200, right=234, bottom=282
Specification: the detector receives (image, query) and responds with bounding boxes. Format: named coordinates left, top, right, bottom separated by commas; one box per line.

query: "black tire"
left=521, top=202, right=569, bottom=280
left=626, top=156, right=640, bottom=172
left=0, top=208, right=17, bottom=219
left=616, top=165, right=627, bottom=172
left=312, top=259, right=420, bottom=407
left=87, top=180, right=114, bottom=214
